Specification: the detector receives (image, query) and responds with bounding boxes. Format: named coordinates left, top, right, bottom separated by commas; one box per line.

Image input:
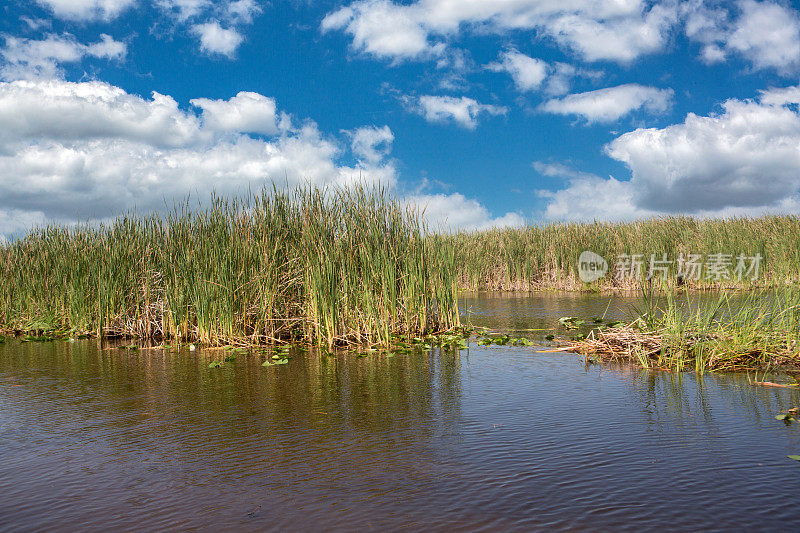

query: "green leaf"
left=788, top=455, right=800, bottom=461
left=776, top=414, right=788, bottom=420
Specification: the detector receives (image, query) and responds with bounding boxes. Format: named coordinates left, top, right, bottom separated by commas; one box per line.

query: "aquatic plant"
left=0, top=186, right=460, bottom=348
left=445, top=216, right=800, bottom=291
left=561, top=288, right=800, bottom=372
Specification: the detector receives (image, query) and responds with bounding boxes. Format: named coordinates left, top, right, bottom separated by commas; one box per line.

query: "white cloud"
left=1, top=34, right=126, bottom=81
left=487, top=50, right=548, bottom=92
left=411, top=95, right=507, bottom=129
left=157, top=0, right=211, bottom=21
left=539, top=86, right=800, bottom=220
left=607, top=87, right=800, bottom=212
left=191, top=91, right=279, bottom=135
left=407, top=193, right=524, bottom=231
left=0, top=80, right=202, bottom=149
left=684, top=0, right=800, bottom=72
left=35, top=0, right=135, bottom=21
left=540, top=84, right=674, bottom=123
left=226, top=0, right=262, bottom=24
left=322, top=0, right=441, bottom=61
left=535, top=163, right=654, bottom=221
left=727, top=0, right=800, bottom=72
left=192, top=21, right=244, bottom=57
left=322, top=0, right=679, bottom=64
left=487, top=51, right=603, bottom=96
left=0, top=209, right=47, bottom=241
left=347, top=125, right=394, bottom=165
left=559, top=3, right=677, bottom=63
left=0, top=79, right=396, bottom=239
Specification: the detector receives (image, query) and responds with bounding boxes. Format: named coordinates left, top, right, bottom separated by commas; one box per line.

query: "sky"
left=2, top=0, right=800, bottom=239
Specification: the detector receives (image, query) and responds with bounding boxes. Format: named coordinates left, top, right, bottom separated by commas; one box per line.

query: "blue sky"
left=2, top=0, right=800, bottom=238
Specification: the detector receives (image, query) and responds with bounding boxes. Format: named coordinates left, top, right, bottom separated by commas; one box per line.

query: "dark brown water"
left=3, top=294, right=800, bottom=531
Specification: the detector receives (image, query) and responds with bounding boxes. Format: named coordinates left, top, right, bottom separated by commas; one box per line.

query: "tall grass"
left=447, top=216, right=800, bottom=290
left=4, top=189, right=800, bottom=350
left=0, top=186, right=460, bottom=347
left=566, top=288, right=800, bottom=372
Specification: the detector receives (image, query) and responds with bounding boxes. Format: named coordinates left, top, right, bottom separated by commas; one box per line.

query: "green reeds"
left=447, top=216, right=800, bottom=291
left=0, top=186, right=460, bottom=348
left=565, top=288, right=800, bottom=372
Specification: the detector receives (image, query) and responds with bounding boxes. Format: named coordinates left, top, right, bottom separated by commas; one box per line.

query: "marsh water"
left=3, top=293, right=800, bottom=531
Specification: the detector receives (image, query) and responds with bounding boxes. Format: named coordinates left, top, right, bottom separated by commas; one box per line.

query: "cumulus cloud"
left=0, top=209, right=47, bottom=242
left=684, top=0, right=800, bottom=72
left=486, top=50, right=548, bottom=92
left=727, top=0, right=800, bottom=71
left=1, top=34, right=126, bottom=81
left=35, top=0, right=135, bottom=21
left=410, top=95, right=506, bottom=129
left=192, top=21, right=244, bottom=57
left=406, top=193, right=524, bottom=232
left=540, top=84, right=674, bottom=123
left=191, top=91, right=279, bottom=135
left=0, top=79, right=396, bottom=239
left=534, top=162, right=654, bottom=221
left=607, top=87, right=800, bottom=212
left=347, top=125, right=394, bottom=165
left=0, top=80, right=202, bottom=149
left=538, top=86, right=800, bottom=220
left=321, top=0, right=442, bottom=61
left=322, top=0, right=679, bottom=64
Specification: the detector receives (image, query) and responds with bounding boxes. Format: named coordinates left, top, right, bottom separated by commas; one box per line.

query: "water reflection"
left=2, top=296, right=800, bottom=530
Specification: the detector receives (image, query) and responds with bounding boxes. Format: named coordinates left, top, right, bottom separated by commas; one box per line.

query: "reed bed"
left=561, top=289, right=800, bottom=372
left=446, top=216, right=800, bottom=291
left=0, top=186, right=460, bottom=348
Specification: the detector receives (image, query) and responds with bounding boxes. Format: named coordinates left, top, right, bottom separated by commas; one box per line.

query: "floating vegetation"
left=475, top=332, right=536, bottom=347
left=262, top=352, right=290, bottom=366
left=558, top=289, right=800, bottom=372
left=0, top=186, right=460, bottom=348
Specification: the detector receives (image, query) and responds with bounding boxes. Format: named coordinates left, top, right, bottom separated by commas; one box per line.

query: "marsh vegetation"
left=0, top=187, right=460, bottom=348
left=2, top=186, right=800, bottom=362
left=560, top=288, right=800, bottom=372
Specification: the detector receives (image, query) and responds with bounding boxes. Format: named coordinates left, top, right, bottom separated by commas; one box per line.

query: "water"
left=2, top=294, right=800, bottom=531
